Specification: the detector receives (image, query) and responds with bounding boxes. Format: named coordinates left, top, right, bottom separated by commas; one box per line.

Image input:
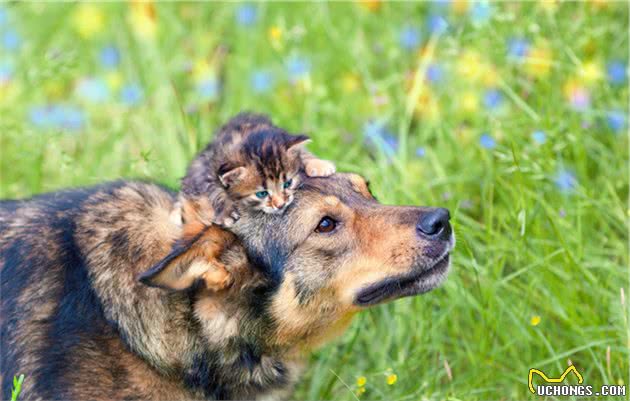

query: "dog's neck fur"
left=79, top=185, right=306, bottom=400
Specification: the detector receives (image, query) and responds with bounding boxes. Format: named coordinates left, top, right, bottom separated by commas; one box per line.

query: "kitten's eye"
left=315, top=216, right=337, bottom=233
left=283, top=179, right=293, bottom=189
left=255, top=190, right=269, bottom=199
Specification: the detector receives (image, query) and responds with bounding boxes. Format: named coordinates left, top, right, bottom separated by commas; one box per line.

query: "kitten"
left=181, top=113, right=335, bottom=227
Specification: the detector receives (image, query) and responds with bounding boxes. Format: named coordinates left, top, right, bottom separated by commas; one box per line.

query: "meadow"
left=0, top=1, right=628, bottom=400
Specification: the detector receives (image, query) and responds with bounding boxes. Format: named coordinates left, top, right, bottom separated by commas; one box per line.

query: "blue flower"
left=76, top=78, right=109, bottom=103
left=121, top=83, right=144, bottom=105
left=57, top=106, right=86, bottom=131
left=606, top=60, right=627, bottom=85
left=2, top=29, right=20, bottom=51
left=196, top=79, right=218, bottom=101
left=399, top=25, right=421, bottom=50
left=29, top=104, right=85, bottom=131
left=483, top=89, right=502, bottom=109
left=508, top=38, right=529, bottom=59
left=427, top=14, right=448, bottom=34
left=470, top=1, right=493, bottom=25
left=606, top=110, right=626, bottom=133
left=363, top=120, right=397, bottom=158
left=235, top=4, right=257, bottom=26
left=286, top=56, right=311, bottom=81
left=426, top=63, right=443, bottom=83
left=100, top=45, right=120, bottom=68
left=554, top=169, right=577, bottom=192
left=531, top=130, right=547, bottom=144
left=479, top=133, right=496, bottom=149
left=415, top=147, right=426, bottom=157
left=251, top=70, right=274, bottom=93
left=29, top=106, right=50, bottom=128
left=431, top=0, right=450, bottom=9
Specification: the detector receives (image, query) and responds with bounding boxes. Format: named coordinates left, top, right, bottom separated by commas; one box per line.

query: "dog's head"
left=230, top=172, right=454, bottom=348
left=140, top=173, right=453, bottom=352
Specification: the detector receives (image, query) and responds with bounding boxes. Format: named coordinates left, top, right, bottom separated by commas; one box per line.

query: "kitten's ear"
left=219, top=166, right=248, bottom=187
left=138, top=225, right=232, bottom=291
left=286, top=134, right=311, bottom=151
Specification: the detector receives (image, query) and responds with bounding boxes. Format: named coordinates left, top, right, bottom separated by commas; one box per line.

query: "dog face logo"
left=528, top=365, right=584, bottom=394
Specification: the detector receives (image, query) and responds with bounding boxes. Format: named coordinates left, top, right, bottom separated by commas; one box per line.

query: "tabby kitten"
left=181, top=113, right=335, bottom=227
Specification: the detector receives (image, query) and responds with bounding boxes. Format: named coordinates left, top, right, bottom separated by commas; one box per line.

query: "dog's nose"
left=417, top=208, right=451, bottom=240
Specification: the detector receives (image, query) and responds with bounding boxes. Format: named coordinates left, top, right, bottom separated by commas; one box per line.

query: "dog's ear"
left=286, top=134, right=311, bottom=152
left=219, top=166, right=248, bottom=187
left=138, top=225, right=232, bottom=291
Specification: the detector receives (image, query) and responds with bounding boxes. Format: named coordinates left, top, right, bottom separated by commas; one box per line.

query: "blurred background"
left=0, top=1, right=628, bottom=400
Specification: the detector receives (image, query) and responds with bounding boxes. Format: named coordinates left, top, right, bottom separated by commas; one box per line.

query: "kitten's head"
left=219, top=129, right=310, bottom=215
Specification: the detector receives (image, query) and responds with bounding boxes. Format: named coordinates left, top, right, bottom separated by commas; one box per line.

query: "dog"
left=1, top=172, right=453, bottom=400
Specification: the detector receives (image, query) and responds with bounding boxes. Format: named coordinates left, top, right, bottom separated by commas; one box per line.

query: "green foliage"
left=0, top=2, right=628, bottom=400
left=11, top=375, right=24, bottom=401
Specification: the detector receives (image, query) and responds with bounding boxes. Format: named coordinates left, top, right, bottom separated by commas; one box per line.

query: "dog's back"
left=0, top=182, right=193, bottom=401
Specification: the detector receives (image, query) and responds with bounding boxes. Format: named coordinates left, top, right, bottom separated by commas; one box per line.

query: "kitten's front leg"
left=202, top=262, right=234, bottom=291
left=304, top=158, right=336, bottom=177
left=212, top=193, right=241, bottom=228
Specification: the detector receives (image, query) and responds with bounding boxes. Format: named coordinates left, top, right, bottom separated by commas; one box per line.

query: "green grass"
left=10, top=375, right=24, bottom=401
left=1, top=2, right=628, bottom=400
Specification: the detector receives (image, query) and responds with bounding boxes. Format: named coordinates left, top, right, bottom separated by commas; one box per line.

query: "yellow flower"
left=460, top=91, right=479, bottom=113
left=0, top=81, right=19, bottom=104
left=73, top=4, right=105, bottom=39
left=44, top=81, right=65, bottom=99
left=106, top=71, right=123, bottom=91
left=356, top=376, right=367, bottom=387
left=525, top=45, right=553, bottom=78
left=457, top=51, right=483, bottom=80
left=538, top=0, right=559, bottom=12
left=358, top=0, right=381, bottom=12
left=589, top=0, right=609, bottom=8
left=457, top=51, right=499, bottom=87
left=482, top=65, right=499, bottom=87
left=415, top=89, right=441, bottom=122
left=530, top=315, right=541, bottom=326
left=192, top=59, right=213, bottom=83
left=563, top=78, right=588, bottom=100
left=386, top=373, right=398, bottom=385
left=355, top=386, right=366, bottom=396
left=268, top=26, right=282, bottom=41
left=451, top=0, right=469, bottom=14
left=129, top=1, right=157, bottom=39
left=341, top=73, right=360, bottom=93
left=579, top=60, right=603, bottom=84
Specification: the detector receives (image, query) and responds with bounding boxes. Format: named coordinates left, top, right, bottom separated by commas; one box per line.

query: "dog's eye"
left=315, top=217, right=337, bottom=233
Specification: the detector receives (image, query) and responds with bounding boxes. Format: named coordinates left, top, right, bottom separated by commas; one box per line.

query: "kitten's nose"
left=271, top=196, right=285, bottom=209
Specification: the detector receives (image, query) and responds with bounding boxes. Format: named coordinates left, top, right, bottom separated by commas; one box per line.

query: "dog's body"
left=1, top=173, right=453, bottom=400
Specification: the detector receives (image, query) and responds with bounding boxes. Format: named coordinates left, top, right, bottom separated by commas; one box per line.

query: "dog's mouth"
left=354, top=254, right=450, bottom=307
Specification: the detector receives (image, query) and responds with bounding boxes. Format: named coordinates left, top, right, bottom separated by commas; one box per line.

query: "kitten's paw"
left=305, top=159, right=336, bottom=177
left=203, top=265, right=233, bottom=292
left=214, top=209, right=240, bottom=228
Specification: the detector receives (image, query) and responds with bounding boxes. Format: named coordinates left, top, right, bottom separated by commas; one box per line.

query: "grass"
left=0, top=2, right=628, bottom=400
left=10, top=375, right=24, bottom=401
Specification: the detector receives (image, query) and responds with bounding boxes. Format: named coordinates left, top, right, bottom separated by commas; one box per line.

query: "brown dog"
left=1, top=175, right=453, bottom=399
